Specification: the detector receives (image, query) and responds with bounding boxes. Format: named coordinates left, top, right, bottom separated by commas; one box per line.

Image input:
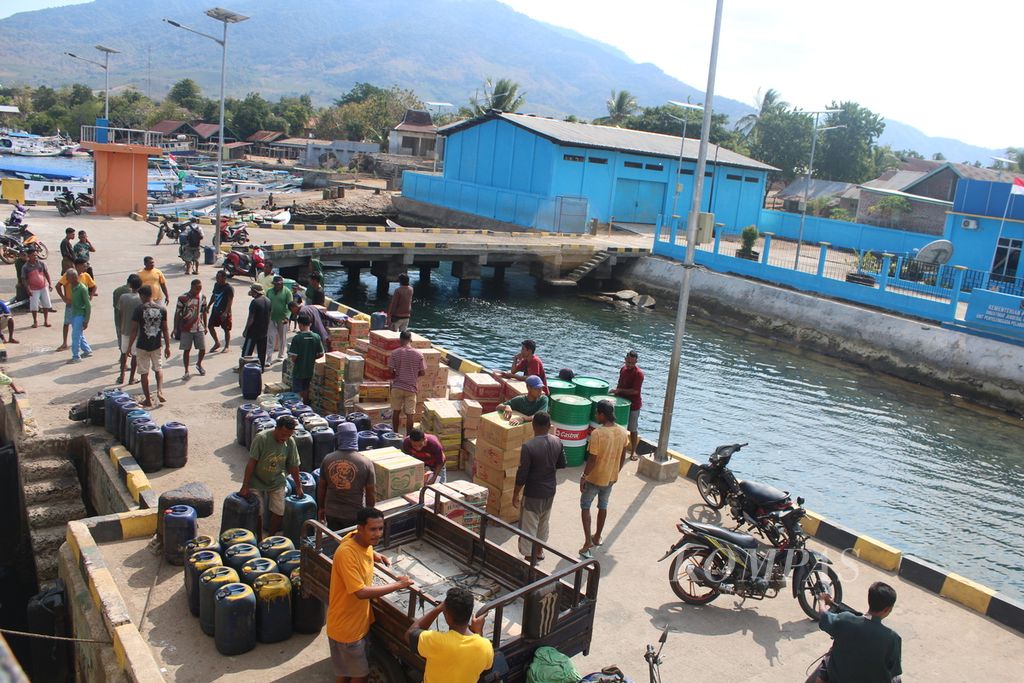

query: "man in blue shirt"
left=811, top=582, right=902, bottom=683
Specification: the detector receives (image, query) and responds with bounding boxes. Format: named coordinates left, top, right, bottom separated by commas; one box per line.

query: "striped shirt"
left=388, top=345, right=426, bottom=393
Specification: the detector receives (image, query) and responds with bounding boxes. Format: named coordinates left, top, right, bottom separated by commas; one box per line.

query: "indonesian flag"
left=1012, top=177, right=1024, bottom=196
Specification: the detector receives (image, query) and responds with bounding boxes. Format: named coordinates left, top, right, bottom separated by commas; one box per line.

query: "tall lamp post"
left=164, top=7, right=249, bottom=251
left=424, top=101, right=453, bottom=173
left=794, top=109, right=842, bottom=269
left=64, top=45, right=120, bottom=120
left=655, top=0, right=724, bottom=462
left=666, top=100, right=703, bottom=230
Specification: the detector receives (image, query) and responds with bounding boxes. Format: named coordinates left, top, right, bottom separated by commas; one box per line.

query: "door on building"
left=613, top=179, right=666, bottom=224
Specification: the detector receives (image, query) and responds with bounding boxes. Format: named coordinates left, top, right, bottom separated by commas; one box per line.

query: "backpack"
left=186, top=226, right=203, bottom=248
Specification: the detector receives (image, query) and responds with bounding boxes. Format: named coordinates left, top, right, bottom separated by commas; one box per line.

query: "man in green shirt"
left=66, top=269, right=92, bottom=363
left=266, top=275, right=292, bottom=363
left=288, top=313, right=325, bottom=403
left=812, top=582, right=902, bottom=683
left=111, top=275, right=132, bottom=340
left=499, top=375, right=549, bottom=426
left=240, top=414, right=304, bottom=537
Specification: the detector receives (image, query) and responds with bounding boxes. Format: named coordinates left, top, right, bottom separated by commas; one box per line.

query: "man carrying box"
left=402, top=428, right=446, bottom=485
left=578, top=400, right=629, bottom=559
left=388, top=330, right=425, bottom=434
left=512, top=411, right=565, bottom=561
left=498, top=375, right=549, bottom=426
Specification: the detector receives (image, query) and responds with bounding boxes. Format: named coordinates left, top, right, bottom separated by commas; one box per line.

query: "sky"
left=2, top=0, right=1020, bottom=148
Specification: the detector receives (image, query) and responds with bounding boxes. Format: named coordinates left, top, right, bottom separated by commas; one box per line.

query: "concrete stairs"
left=548, top=251, right=612, bottom=287
left=20, top=449, right=88, bottom=581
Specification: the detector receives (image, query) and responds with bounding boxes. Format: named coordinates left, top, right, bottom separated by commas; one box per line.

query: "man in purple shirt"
left=388, top=330, right=425, bottom=434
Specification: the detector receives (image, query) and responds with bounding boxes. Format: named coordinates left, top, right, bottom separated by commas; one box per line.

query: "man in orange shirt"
left=327, top=507, right=413, bottom=683
left=578, top=400, right=629, bottom=559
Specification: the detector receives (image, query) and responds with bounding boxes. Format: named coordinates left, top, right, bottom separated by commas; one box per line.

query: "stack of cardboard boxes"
left=459, top=399, right=483, bottom=440
left=421, top=399, right=463, bottom=468
left=472, top=411, right=531, bottom=522
left=325, top=326, right=350, bottom=353
left=500, top=377, right=528, bottom=402
left=363, top=330, right=402, bottom=381
left=463, top=373, right=503, bottom=413
left=363, top=446, right=425, bottom=500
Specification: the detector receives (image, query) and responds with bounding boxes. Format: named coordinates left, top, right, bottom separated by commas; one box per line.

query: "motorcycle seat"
left=686, top=521, right=759, bottom=549
left=739, top=480, right=789, bottom=506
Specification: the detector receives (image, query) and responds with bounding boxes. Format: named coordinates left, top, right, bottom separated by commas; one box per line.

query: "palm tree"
left=735, top=87, right=788, bottom=139
left=604, top=90, right=638, bottom=126
left=470, top=78, right=525, bottom=115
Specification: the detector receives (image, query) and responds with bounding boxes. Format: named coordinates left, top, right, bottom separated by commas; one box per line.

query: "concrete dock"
left=2, top=208, right=1020, bottom=681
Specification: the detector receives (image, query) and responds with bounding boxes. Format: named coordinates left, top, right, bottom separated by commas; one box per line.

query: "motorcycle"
left=0, top=225, right=49, bottom=263
left=75, top=192, right=94, bottom=208
left=695, top=443, right=802, bottom=546
left=156, top=217, right=193, bottom=245
left=4, top=205, right=27, bottom=228
left=220, top=222, right=250, bottom=245
left=659, top=503, right=842, bottom=620
left=222, top=245, right=265, bottom=279
left=54, top=191, right=83, bottom=217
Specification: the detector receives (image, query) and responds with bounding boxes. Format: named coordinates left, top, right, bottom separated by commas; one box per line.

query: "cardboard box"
left=343, top=354, right=364, bottom=383
left=365, top=345, right=392, bottom=366
left=363, top=358, right=390, bottom=381
left=377, top=496, right=412, bottom=516
left=501, top=378, right=528, bottom=401
left=404, top=484, right=462, bottom=514
left=346, top=318, right=370, bottom=338
left=473, top=461, right=518, bottom=490
left=359, top=381, right=391, bottom=402
left=372, top=453, right=425, bottom=500
left=421, top=348, right=442, bottom=368
left=354, top=338, right=370, bottom=354
left=445, top=479, right=488, bottom=506
left=464, top=373, right=502, bottom=400
left=478, top=412, right=531, bottom=450
left=369, top=329, right=402, bottom=351
left=362, top=446, right=403, bottom=461
left=355, top=402, right=393, bottom=424
left=475, top=438, right=522, bottom=471
left=324, top=351, right=346, bottom=370
left=459, top=399, right=483, bottom=418
left=409, top=332, right=432, bottom=349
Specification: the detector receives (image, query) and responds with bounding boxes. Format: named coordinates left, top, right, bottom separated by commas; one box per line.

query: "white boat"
left=270, top=209, right=291, bottom=224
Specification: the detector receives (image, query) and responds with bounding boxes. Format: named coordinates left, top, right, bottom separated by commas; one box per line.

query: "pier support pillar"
left=452, top=259, right=481, bottom=296
left=491, top=265, right=506, bottom=283
left=346, top=265, right=361, bottom=286
left=416, top=261, right=440, bottom=285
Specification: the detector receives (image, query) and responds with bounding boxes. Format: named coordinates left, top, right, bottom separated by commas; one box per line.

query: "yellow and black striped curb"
left=66, top=514, right=163, bottom=681
left=108, top=444, right=158, bottom=510
left=0, top=198, right=56, bottom=206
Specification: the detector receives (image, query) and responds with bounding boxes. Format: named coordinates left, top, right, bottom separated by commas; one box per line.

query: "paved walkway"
left=2, top=208, right=1020, bottom=681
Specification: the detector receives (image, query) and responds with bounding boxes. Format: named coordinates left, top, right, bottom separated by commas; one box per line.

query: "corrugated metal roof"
left=247, top=130, right=284, bottom=143
left=222, top=141, right=251, bottom=149
left=776, top=178, right=854, bottom=200
left=0, top=105, right=20, bottom=114
left=394, top=109, right=435, bottom=133
left=150, top=120, right=188, bottom=134
left=272, top=137, right=332, bottom=147
left=441, top=111, right=777, bottom=171
left=863, top=169, right=928, bottom=191
left=859, top=185, right=953, bottom=206
left=192, top=123, right=221, bottom=139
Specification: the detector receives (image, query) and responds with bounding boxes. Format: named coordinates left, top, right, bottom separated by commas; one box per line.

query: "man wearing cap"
left=242, top=283, right=272, bottom=370
left=266, top=275, right=292, bottom=363
left=318, top=422, right=377, bottom=531
left=610, top=350, right=644, bottom=461
left=240, top=414, right=304, bottom=538
left=498, top=375, right=549, bottom=426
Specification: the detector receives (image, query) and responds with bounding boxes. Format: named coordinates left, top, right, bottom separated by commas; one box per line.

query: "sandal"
left=578, top=549, right=593, bottom=559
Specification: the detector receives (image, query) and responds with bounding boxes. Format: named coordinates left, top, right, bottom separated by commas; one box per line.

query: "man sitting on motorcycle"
left=811, top=582, right=902, bottom=683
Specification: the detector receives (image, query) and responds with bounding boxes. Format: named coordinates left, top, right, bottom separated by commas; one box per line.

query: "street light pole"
left=164, top=8, right=249, bottom=252
left=794, top=110, right=842, bottom=269
left=64, top=45, right=120, bottom=121
left=666, top=100, right=703, bottom=231
left=424, top=101, right=453, bottom=173
left=655, top=0, right=724, bottom=462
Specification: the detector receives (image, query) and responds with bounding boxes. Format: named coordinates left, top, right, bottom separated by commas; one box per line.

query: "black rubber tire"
left=366, top=645, right=408, bottom=683
left=57, top=205, right=67, bottom=217
left=0, top=247, right=15, bottom=265
left=33, top=242, right=49, bottom=260
left=697, top=471, right=726, bottom=509
left=73, top=206, right=82, bottom=215
left=797, top=565, right=842, bottom=619
left=668, top=546, right=722, bottom=605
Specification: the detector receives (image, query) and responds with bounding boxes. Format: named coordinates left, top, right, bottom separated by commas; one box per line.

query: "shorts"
left=329, top=637, right=369, bottom=678
left=390, top=387, right=417, bottom=415
left=119, top=334, right=132, bottom=353
left=256, top=486, right=286, bottom=517
left=628, top=409, right=640, bottom=432
left=292, top=376, right=311, bottom=392
left=182, top=246, right=200, bottom=263
left=390, top=317, right=409, bottom=332
left=209, top=309, right=232, bottom=330
left=135, top=347, right=163, bottom=374
left=580, top=481, right=613, bottom=510
left=179, top=330, right=206, bottom=352
left=63, top=306, right=73, bottom=325
left=29, top=288, right=51, bottom=312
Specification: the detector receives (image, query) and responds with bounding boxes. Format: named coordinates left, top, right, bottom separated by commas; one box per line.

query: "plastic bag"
left=526, top=646, right=581, bottom=683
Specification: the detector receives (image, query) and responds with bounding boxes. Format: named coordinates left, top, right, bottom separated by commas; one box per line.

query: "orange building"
left=81, top=140, right=161, bottom=216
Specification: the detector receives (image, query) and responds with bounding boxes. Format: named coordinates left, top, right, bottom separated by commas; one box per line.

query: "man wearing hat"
left=242, top=283, right=271, bottom=370
left=318, top=422, right=377, bottom=531
left=498, top=375, right=549, bottom=426
left=266, top=275, right=292, bottom=363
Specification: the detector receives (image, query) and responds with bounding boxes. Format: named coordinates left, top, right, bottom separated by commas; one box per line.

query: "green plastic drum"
left=546, top=379, right=576, bottom=396
left=550, top=394, right=592, bottom=467
left=572, top=376, right=610, bottom=399
left=589, top=395, right=632, bottom=429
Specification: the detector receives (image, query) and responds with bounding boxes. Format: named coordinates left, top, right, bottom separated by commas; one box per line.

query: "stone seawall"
left=620, top=256, right=1024, bottom=415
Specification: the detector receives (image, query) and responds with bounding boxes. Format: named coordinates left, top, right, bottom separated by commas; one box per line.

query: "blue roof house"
left=401, top=111, right=775, bottom=232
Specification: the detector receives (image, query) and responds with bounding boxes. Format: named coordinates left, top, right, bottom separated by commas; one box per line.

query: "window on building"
left=991, top=238, right=1023, bottom=281
left=744, top=177, right=759, bottom=183
left=705, top=171, right=713, bottom=177
left=679, top=169, right=694, bottom=176
left=726, top=174, right=742, bottom=180
left=589, top=157, right=608, bottom=164
left=624, top=161, right=643, bottom=169
left=645, top=163, right=664, bottom=171
left=564, top=154, right=584, bottom=162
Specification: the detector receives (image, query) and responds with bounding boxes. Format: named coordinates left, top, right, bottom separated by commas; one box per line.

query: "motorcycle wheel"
left=696, top=471, right=726, bottom=509
left=33, top=242, right=49, bottom=260
left=73, top=206, right=82, bottom=215
left=57, top=206, right=68, bottom=217
left=668, top=546, right=722, bottom=605
left=236, top=235, right=249, bottom=245
left=796, top=565, right=842, bottom=619
left=0, top=247, right=15, bottom=265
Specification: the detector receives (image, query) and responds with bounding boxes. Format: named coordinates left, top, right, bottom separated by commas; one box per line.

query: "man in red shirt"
left=494, top=339, right=548, bottom=394
left=387, top=273, right=414, bottom=332
left=402, top=428, right=446, bottom=485
left=611, top=350, right=644, bottom=460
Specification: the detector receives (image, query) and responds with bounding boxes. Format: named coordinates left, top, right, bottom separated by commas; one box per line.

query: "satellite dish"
left=915, top=239, right=954, bottom=265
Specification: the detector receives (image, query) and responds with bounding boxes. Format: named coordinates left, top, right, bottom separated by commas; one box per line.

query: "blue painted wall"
left=945, top=179, right=1024, bottom=276
left=757, top=210, right=936, bottom=255
left=404, top=117, right=769, bottom=231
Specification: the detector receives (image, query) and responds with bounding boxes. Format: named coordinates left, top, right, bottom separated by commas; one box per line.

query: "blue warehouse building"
left=401, top=111, right=776, bottom=232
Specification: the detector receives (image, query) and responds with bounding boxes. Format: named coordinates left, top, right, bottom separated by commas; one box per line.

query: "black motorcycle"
left=156, top=217, right=193, bottom=245
left=659, top=505, right=842, bottom=619
left=695, top=443, right=802, bottom=546
left=55, top=192, right=82, bottom=217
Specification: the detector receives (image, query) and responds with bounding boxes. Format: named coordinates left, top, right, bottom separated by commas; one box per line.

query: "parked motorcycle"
left=695, top=443, right=802, bottom=546
left=54, top=191, right=83, bottom=216
left=222, top=245, right=265, bottom=279
left=156, top=217, right=193, bottom=245
left=4, top=204, right=27, bottom=228
left=659, top=504, right=842, bottom=620
left=0, top=225, right=48, bottom=263
left=75, top=192, right=94, bottom=208
left=220, top=222, right=250, bottom=245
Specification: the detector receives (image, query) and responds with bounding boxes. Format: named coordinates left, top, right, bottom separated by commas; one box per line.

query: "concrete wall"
left=620, top=256, right=1024, bottom=414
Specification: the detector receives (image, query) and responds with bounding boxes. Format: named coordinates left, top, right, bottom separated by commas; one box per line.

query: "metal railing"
left=79, top=125, right=196, bottom=152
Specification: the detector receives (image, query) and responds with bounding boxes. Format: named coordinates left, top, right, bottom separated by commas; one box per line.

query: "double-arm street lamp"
left=64, top=45, right=120, bottom=120
left=794, top=109, right=844, bottom=269
left=666, top=100, right=704, bottom=228
left=164, top=7, right=249, bottom=250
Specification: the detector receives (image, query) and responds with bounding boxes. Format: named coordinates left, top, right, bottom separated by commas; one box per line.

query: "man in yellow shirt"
left=54, top=258, right=96, bottom=352
left=406, top=587, right=494, bottom=683
left=327, top=507, right=413, bottom=683
left=137, top=256, right=170, bottom=305
left=578, top=400, right=629, bottom=559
